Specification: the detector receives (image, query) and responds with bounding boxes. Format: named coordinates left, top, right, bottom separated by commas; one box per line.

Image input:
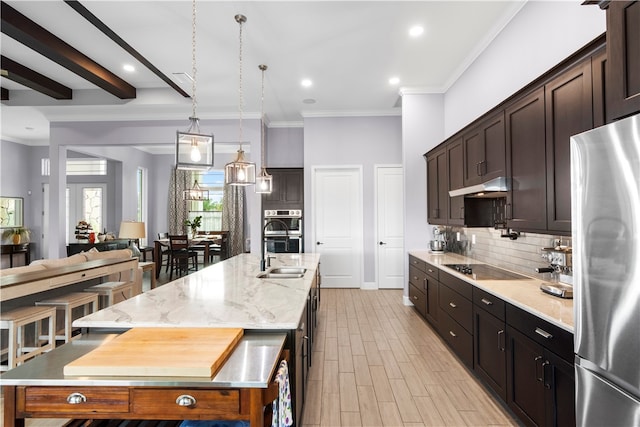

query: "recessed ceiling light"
left=301, top=79, right=313, bottom=88
left=389, top=77, right=400, bottom=85
left=302, top=98, right=316, bottom=104
left=123, top=64, right=136, bottom=72
left=409, top=25, right=424, bottom=38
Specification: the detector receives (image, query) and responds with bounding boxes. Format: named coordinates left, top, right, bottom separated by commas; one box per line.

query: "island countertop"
left=74, top=253, right=320, bottom=330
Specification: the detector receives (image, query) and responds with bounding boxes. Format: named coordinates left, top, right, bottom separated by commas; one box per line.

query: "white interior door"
left=312, top=167, right=363, bottom=288
left=376, top=165, right=404, bottom=289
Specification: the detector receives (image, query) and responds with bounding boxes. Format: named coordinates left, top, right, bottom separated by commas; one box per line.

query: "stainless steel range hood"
left=449, top=176, right=508, bottom=198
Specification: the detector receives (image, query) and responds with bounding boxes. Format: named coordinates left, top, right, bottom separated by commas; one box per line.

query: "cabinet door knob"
left=66, top=392, right=86, bottom=404
left=449, top=302, right=457, bottom=308
left=379, top=241, right=387, bottom=245
left=316, top=241, right=324, bottom=245
left=176, top=394, right=197, bottom=407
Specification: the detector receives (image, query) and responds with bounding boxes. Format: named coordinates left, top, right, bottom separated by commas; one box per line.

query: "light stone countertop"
left=409, top=251, right=574, bottom=332
left=74, top=253, right=320, bottom=330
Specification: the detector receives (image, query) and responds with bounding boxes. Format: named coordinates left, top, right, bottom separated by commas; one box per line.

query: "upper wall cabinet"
left=606, top=1, right=640, bottom=122
left=447, top=138, right=465, bottom=226
left=462, top=112, right=506, bottom=187
left=426, top=146, right=448, bottom=225
left=545, top=58, right=594, bottom=234
left=505, top=87, right=547, bottom=232
left=263, top=168, right=304, bottom=210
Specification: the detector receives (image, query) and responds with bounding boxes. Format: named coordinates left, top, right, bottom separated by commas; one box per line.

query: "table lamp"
left=119, top=221, right=145, bottom=259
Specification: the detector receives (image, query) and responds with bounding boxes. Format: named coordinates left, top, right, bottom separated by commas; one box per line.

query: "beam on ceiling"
left=1, top=1, right=136, bottom=99
left=65, top=0, right=190, bottom=98
left=1, top=55, right=73, bottom=99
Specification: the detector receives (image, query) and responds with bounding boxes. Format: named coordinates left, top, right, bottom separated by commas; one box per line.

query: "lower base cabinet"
left=505, top=304, right=575, bottom=427
left=474, top=306, right=507, bottom=400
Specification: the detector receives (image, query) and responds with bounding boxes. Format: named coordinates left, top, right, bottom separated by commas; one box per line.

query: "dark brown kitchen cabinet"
left=473, top=288, right=507, bottom=400
left=263, top=168, right=303, bottom=210
left=592, top=46, right=608, bottom=128
left=505, top=87, right=547, bottom=232
left=605, top=1, right=640, bottom=122
left=506, top=304, right=575, bottom=427
left=408, top=256, right=439, bottom=327
left=545, top=59, right=594, bottom=234
left=438, top=270, right=473, bottom=368
left=426, top=146, right=448, bottom=225
left=446, top=137, right=465, bottom=225
left=462, top=112, right=506, bottom=187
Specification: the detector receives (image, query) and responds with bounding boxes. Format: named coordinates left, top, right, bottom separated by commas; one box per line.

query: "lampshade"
left=225, top=149, right=256, bottom=186
left=119, top=221, right=146, bottom=239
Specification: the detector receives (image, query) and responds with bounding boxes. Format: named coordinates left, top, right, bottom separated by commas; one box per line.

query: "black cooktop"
left=444, top=264, right=529, bottom=281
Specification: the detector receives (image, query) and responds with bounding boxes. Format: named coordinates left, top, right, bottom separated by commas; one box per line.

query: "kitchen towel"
left=272, top=360, right=293, bottom=427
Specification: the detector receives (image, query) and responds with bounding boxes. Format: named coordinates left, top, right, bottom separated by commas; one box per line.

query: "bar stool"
left=0, top=306, right=56, bottom=371
left=84, top=281, right=133, bottom=309
left=36, top=292, right=99, bottom=345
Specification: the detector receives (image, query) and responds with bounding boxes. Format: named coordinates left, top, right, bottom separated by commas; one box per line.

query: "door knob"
left=379, top=241, right=387, bottom=245
left=316, top=241, right=324, bottom=245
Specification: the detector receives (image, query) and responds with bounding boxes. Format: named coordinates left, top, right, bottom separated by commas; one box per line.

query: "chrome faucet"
left=261, top=219, right=290, bottom=271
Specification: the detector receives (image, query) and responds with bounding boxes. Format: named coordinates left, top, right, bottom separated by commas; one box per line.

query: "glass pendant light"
left=176, top=0, right=213, bottom=171
left=255, top=64, right=272, bottom=194
left=225, top=14, right=256, bottom=186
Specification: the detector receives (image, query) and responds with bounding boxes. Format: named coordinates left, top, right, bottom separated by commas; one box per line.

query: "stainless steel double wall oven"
left=263, top=209, right=303, bottom=253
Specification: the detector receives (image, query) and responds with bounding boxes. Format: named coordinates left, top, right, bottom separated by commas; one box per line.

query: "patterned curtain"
left=168, top=168, right=193, bottom=235
left=222, top=184, right=245, bottom=257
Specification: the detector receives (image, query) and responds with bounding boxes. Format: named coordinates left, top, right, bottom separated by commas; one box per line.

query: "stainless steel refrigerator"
left=571, top=113, right=640, bottom=426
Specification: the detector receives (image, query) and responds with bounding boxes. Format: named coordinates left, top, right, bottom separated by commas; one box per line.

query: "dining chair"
left=167, top=235, right=198, bottom=280
left=157, top=232, right=171, bottom=273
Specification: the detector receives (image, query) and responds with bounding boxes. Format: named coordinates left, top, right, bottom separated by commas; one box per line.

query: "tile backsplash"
left=438, top=226, right=571, bottom=278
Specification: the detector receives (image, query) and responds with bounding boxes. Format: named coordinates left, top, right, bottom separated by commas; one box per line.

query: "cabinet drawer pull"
left=481, top=298, right=493, bottom=306
left=176, top=394, right=197, bottom=407
left=535, top=327, right=553, bottom=339
left=66, top=392, right=86, bottom=404
left=449, top=302, right=457, bottom=308
left=413, top=295, right=418, bottom=301
left=428, top=268, right=435, bottom=273
left=449, top=331, right=457, bottom=338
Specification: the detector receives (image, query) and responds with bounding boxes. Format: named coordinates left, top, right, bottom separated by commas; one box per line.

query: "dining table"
left=153, top=234, right=227, bottom=278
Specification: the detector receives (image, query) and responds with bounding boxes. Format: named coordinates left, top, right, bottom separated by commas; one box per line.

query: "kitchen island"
left=2, top=253, right=320, bottom=427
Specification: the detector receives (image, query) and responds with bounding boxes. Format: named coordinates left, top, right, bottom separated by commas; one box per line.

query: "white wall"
left=303, top=115, right=402, bottom=284
left=444, top=0, right=605, bottom=136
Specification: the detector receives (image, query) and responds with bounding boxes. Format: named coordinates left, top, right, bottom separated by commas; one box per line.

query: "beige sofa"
left=2, top=248, right=143, bottom=296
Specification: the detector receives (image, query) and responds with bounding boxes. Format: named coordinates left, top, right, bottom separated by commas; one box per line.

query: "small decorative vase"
left=12, top=233, right=21, bottom=244
left=191, top=229, right=197, bottom=239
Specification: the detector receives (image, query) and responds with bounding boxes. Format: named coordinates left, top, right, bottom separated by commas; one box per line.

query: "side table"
left=139, top=261, right=156, bottom=290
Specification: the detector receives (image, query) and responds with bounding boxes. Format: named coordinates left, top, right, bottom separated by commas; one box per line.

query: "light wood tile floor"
left=301, top=289, right=519, bottom=427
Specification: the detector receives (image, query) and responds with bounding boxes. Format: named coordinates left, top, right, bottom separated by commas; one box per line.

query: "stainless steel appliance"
left=263, top=209, right=303, bottom=254
left=571, top=113, right=640, bottom=426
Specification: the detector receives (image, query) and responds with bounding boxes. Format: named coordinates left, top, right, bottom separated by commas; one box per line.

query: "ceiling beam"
left=1, top=55, right=73, bottom=99
left=65, top=0, right=190, bottom=98
left=1, top=1, right=136, bottom=99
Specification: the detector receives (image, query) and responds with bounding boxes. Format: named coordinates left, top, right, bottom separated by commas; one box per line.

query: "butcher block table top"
left=64, top=327, right=243, bottom=378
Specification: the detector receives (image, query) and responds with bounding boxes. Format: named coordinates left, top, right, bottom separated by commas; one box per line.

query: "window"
left=41, top=158, right=108, bottom=176
left=187, top=170, right=224, bottom=231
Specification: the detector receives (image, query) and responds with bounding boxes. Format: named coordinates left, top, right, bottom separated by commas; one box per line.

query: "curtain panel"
left=168, top=168, right=193, bottom=235
left=222, top=184, right=245, bottom=257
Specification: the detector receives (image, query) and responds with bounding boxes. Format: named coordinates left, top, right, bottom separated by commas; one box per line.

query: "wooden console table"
left=1, top=332, right=287, bottom=427
left=1, top=243, right=31, bottom=267
left=0, top=258, right=138, bottom=303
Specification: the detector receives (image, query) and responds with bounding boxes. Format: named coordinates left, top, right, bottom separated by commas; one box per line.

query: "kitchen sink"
left=256, top=267, right=307, bottom=279
left=268, top=267, right=307, bottom=275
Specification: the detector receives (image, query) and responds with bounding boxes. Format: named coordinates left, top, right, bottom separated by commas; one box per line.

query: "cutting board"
left=64, top=327, right=243, bottom=377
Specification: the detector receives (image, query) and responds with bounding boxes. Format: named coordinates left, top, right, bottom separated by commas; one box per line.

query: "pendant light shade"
left=183, top=180, right=210, bottom=200
left=255, top=64, right=272, bottom=194
left=176, top=0, right=213, bottom=171
left=225, top=14, right=256, bottom=186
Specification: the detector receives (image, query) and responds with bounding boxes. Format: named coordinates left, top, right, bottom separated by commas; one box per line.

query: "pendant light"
left=255, top=64, right=272, bottom=194
left=176, top=0, right=213, bottom=171
left=225, top=14, right=256, bottom=186
left=183, top=180, right=210, bottom=201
